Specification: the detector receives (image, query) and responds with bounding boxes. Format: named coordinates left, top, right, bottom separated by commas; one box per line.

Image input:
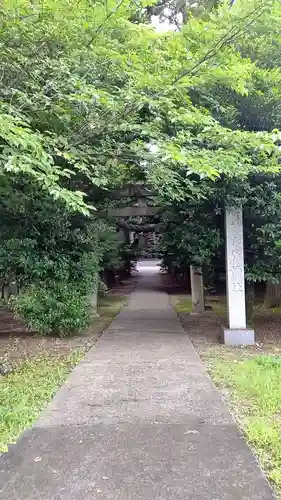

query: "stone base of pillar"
left=222, top=327, right=255, bottom=346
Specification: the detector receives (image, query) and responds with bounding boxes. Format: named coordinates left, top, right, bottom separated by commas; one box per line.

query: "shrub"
left=10, top=283, right=91, bottom=337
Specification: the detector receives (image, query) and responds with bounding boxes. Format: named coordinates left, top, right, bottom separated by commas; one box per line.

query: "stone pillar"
left=89, top=273, right=100, bottom=317
left=190, top=265, right=205, bottom=314
left=124, top=227, right=130, bottom=245
left=223, top=205, right=254, bottom=345
left=139, top=233, right=146, bottom=250
left=117, top=228, right=125, bottom=243
left=2, top=284, right=9, bottom=301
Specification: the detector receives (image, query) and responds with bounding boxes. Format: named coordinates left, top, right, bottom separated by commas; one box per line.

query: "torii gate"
left=105, top=184, right=160, bottom=217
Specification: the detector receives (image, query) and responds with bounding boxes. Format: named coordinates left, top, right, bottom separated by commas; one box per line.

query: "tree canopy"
left=2, top=0, right=281, bottom=332
left=2, top=0, right=281, bottom=206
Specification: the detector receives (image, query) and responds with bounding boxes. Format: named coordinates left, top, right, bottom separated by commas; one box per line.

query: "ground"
left=1, top=268, right=281, bottom=497
left=168, top=278, right=281, bottom=496
left=0, top=276, right=137, bottom=452
left=0, top=262, right=274, bottom=500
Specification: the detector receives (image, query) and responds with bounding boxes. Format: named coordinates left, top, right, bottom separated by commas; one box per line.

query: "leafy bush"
left=10, top=283, right=91, bottom=337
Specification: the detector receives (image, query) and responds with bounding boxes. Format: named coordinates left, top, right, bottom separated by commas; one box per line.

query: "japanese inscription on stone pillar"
left=225, top=205, right=246, bottom=329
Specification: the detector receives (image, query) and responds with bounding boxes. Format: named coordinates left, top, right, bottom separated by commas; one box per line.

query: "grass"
left=98, top=294, right=127, bottom=319
left=211, top=355, right=281, bottom=494
left=175, top=297, right=192, bottom=313
left=174, top=294, right=227, bottom=318
left=175, top=293, right=281, bottom=315
left=0, top=352, right=83, bottom=452
left=0, top=293, right=127, bottom=453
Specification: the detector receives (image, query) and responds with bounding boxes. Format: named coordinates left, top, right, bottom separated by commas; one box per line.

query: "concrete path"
left=0, top=261, right=274, bottom=499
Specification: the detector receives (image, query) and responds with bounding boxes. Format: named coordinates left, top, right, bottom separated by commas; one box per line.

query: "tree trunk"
left=264, top=281, right=281, bottom=308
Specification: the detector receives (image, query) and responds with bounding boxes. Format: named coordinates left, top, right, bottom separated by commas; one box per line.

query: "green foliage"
left=0, top=183, right=100, bottom=280
left=99, top=224, right=123, bottom=273
left=155, top=0, right=281, bottom=286
left=2, top=0, right=281, bottom=331
left=159, top=173, right=281, bottom=285
left=1, top=0, right=281, bottom=208
left=11, top=283, right=91, bottom=336
left=159, top=198, right=222, bottom=273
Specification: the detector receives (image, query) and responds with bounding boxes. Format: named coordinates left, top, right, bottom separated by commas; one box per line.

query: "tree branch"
left=85, top=0, right=126, bottom=49
left=173, top=0, right=271, bottom=85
